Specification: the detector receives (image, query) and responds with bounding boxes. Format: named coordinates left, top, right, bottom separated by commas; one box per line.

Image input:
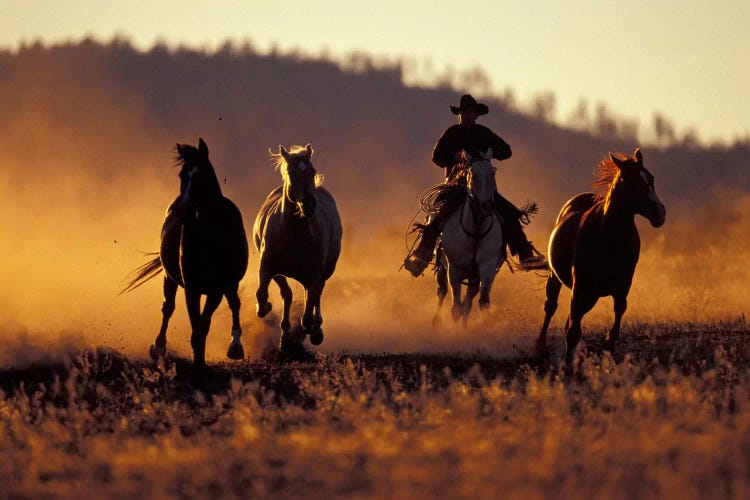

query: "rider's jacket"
left=432, top=124, right=512, bottom=179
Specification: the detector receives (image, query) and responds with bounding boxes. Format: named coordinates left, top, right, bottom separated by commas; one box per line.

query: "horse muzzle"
left=649, top=202, right=666, bottom=228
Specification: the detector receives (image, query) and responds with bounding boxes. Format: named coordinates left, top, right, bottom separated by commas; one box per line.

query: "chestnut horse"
left=535, top=148, right=666, bottom=365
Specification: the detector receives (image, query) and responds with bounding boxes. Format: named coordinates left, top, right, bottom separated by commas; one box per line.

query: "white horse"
left=434, top=149, right=504, bottom=327
left=253, top=144, right=342, bottom=352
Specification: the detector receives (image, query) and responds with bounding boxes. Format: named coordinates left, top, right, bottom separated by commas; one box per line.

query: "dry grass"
left=1, top=322, right=750, bottom=498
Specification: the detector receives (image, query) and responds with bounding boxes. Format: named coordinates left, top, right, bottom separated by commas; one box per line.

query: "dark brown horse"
left=123, top=138, right=248, bottom=371
left=535, top=148, right=666, bottom=365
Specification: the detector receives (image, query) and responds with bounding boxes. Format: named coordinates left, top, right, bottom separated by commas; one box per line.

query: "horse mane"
left=592, top=156, right=621, bottom=200
left=270, top=145, right=324, bottom=187
left=175, top=143, right=200, bottom=166
left=174, top=143, right=222, bottom=194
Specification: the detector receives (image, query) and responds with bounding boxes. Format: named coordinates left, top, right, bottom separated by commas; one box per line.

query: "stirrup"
left=403, top=255, right=430, bottom=277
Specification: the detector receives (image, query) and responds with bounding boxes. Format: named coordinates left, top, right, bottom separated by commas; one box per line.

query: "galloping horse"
left=124, top=138, right=248, bottom=370
left=434, top=149, right=504, bottom=327
left=535, top=148, right=666, bottom=365
left=253, top=144, right=342, bottom=352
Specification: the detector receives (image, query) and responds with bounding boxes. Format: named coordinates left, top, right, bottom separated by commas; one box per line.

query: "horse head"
left=464, top=149, right=497, bottom=219
left=176, top=138, right=221, bottom=211
left=278, top=144, right=319, bottom=218
left=608, top=148, right=666, bottom=228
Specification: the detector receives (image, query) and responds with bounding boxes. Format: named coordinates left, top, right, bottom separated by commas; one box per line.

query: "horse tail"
left=120, top=252, right=163, bottom=294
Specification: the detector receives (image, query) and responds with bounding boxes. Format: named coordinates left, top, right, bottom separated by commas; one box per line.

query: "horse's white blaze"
left=298, top=161, right=308, bottom=171
left=640, top=170, right=648, bottom=183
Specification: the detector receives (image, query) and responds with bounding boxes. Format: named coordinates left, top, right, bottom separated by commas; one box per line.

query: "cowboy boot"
left=495, top=194, right=548, bottom=271
left=404, top=219, right=441, bottom=277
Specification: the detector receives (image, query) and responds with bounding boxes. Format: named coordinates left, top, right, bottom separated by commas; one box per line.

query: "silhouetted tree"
left=531, top=91, right=556, bottom=123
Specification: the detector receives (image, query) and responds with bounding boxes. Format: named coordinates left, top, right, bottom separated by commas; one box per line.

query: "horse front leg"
left=461, top=281, right=480, bottom=327
left=604, top=295, right=627, bottom=353
left=309, top=281, right=325, bottom=346
left=255, top=258, right=273, bottom=318
left=477, top=259, right=499, bottom=312
left=447, top=265, right=464, bottom=322
left=535, top=273, right=563, bottom=358
left=189, top=291, right=223, bottom=373
left=150, top=276, right=178, bottom=360
left=302, top=281, right=323, bottom=342
left=433, top=263, right=448, bottom=328
left=225, top=284, right=244, bottom=360
left=272, top=275, right=296, bottom=347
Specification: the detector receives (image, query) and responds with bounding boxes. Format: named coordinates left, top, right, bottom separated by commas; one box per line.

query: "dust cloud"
left=0, top=40, right=747, bottom=366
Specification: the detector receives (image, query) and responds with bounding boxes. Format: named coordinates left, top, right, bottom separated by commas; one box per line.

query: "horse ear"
left=198, top=138, right=208, bottom=155
left=305, top=143, right=313, bottom=157
left=279, top=145, right=290, bottom=160
left=609, top=152, right=624, bottom=169
left=634, top=148, right=643, bottom=164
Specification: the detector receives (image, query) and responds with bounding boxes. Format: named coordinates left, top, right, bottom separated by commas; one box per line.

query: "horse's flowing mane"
left=592, top=156, right=621, bottom=200
left=271, top=145, right=324, bottom=187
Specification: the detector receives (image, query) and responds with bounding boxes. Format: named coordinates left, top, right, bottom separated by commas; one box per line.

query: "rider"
left=403, top=94, right=548, bottom=276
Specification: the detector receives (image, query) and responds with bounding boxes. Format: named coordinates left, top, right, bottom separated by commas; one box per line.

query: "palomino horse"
left=434, top=149, right=504, bottom=327
left=253, top=144, right=342, bottom=352
left=535, top=148, right=666, bottom=365
left=123, top=138, right=248, bottom=371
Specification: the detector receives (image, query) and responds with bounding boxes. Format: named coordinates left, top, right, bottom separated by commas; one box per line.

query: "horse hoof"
left=227, top=339, right=245, bottom=360
left=309, top=327, right=324, bottom=346
left=149, top=343, right=166, bottom=360
left=256, top=302, right=272, bottom=318
left=280, top=336, right=315, bottom=362
left=479, top=301, right=490, bottom=311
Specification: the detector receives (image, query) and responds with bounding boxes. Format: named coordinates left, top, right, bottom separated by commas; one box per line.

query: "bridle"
left=461, top=157, right=499, bottom=243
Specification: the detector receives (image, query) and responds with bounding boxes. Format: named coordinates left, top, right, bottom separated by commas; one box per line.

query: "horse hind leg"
left=432, top=264, right=448, bottom=328
left=604, top=295, right=627, bottom=354
left=535, top=273, right=562, bottom=357
left=150, top=276, right=178, bottom=360
left=225, top=285, right=245, bottom=360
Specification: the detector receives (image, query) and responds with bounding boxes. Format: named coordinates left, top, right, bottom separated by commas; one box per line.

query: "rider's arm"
left=432, top=127, right=457, bottom=170
left=487, top=128, right=512, bottom=161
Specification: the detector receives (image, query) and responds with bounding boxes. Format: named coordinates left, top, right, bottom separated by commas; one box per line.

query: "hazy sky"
left=3, top=0, right=749, bottom=143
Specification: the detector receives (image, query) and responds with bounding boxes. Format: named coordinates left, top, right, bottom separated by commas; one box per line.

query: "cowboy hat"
left=450, top=94, right=489, bottom=115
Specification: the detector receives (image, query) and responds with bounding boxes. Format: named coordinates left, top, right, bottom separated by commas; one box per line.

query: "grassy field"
left=1, top=322, right=750, bottom=498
